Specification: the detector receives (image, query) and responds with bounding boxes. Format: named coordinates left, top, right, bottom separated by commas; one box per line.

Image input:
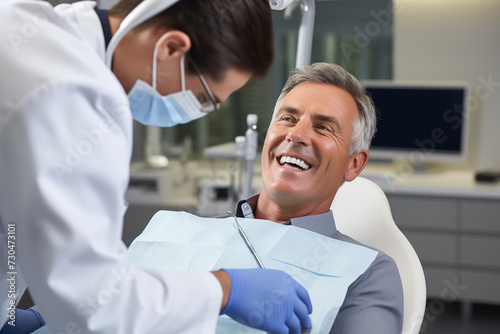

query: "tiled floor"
left=419, top=301, right=500, bottom=334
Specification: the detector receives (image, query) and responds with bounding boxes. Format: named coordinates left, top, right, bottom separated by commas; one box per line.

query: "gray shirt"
left=235, top=196, right=404, bottom=334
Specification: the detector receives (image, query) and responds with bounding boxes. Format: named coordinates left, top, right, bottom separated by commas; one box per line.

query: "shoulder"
left=329, top=232, right=404, bottom=333
left=0, top=1, right=122, bottom=116
left=331, top=229, right=401, bottom=290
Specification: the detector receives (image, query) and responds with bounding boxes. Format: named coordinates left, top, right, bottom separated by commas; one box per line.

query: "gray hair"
left=272, top=63, right=377, bottom=156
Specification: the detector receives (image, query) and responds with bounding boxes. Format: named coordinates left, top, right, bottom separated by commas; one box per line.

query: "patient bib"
left=127, top=211, right=377, bottom=333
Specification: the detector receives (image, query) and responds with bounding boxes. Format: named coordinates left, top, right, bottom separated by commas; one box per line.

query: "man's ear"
left=155, top=30, right=191, bottom=61
left=344, top=150, right=369, bottom=182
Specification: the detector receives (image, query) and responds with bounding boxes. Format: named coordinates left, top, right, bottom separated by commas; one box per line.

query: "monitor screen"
left=363, top=81, right=469, bottom=166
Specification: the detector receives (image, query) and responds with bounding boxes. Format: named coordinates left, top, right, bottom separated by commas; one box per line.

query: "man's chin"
left=271, top=188, right=305, bottom=202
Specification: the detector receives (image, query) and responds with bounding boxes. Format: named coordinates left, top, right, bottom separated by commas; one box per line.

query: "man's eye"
left=281, top=116, right=294, bottom=122
left=318, top=124, right=333, bottom=132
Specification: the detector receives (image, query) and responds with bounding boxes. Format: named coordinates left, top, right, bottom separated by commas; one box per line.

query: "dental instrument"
left=228, top=212, right=265, bottom=269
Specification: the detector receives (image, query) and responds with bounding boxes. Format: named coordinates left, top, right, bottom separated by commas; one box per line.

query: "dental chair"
left=331, top=176, right=426, bottom=334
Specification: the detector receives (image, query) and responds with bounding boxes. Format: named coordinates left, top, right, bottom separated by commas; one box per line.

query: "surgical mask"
left=127, top=45, right=207, bottom=127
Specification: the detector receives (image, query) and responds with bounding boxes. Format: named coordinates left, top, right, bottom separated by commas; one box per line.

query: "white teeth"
left=279, top=155, right=310, bottom=170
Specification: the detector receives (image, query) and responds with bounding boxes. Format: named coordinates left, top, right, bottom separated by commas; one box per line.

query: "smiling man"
left=234, top=63, right=404, bottom=333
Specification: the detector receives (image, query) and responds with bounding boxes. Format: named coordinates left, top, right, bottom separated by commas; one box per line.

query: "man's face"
left=261, top=82, right=364, bottom=211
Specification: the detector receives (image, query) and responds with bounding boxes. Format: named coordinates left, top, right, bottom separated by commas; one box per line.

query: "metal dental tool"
left=228, top=211, right=312, bottom=333
left=228, top=212, right=265, bottom=269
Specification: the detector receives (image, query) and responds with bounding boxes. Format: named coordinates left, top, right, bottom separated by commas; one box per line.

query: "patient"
left=127, top=62, right=403, bottom=333
left=234, top=62, right=404, bottom=333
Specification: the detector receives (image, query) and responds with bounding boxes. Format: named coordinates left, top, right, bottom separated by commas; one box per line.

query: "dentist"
left=0, top=0, right=312, bottom=333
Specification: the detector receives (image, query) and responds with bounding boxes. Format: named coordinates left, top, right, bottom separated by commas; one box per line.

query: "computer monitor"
left=363, top=81, right=469, bottom=169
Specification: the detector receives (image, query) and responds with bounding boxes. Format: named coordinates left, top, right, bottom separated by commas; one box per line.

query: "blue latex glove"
left=221, top=268, right=312, bottom=334
left=1, top=308, right=45, bottom=334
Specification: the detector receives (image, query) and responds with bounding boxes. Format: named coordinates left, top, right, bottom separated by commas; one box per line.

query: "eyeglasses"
left=187, top=53, right=221, bottom=113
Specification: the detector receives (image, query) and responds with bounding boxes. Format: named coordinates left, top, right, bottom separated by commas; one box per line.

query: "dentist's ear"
left=155, top=30, right=191, bottom=60
left=344, top=150, right=369, bottom=182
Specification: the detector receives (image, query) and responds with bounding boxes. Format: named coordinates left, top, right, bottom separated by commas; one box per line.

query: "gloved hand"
left=221, top=268, right=312, bottom=334
left=0, top=308, right=45, bottom=334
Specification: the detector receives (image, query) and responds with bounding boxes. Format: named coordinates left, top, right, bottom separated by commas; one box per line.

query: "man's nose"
left=285, top=119, right=311, bottom=146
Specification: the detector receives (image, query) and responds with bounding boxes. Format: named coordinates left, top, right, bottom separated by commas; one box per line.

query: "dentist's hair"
left=109, top=0, right=273, bottom=81
left=273, top=63, right=377, bottom=156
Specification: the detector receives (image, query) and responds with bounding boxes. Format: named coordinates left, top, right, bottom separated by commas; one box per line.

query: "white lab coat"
left=0, top=1, right=222, bottom=332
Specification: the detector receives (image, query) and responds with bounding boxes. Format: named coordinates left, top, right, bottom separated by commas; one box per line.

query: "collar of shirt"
left=95, top=9, right=112, bottom=50
left=235, top=195, right=338, bottom=238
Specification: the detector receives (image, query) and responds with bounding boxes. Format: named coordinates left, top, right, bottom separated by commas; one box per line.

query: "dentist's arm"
left=211, top=270, right=231, bottom=311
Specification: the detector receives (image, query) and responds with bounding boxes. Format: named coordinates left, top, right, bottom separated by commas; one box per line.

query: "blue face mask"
left=128, top=52, right=207, bottom=127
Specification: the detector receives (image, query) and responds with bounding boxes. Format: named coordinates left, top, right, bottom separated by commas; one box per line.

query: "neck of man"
left=254, top=191, right=333, bottom=224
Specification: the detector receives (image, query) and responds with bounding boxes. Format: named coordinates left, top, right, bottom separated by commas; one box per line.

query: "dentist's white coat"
left=0, top=1, right=222, bottom=332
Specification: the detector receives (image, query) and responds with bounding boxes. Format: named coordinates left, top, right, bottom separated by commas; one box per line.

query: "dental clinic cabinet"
left=378, top=170, right=500, bottom=305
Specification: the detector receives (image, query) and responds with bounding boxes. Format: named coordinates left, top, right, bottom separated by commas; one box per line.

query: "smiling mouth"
left=278, top=155, right=311, bottom=170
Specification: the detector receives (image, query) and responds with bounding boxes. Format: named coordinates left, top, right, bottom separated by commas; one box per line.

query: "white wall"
left=394, top=0, right=500, bottom=170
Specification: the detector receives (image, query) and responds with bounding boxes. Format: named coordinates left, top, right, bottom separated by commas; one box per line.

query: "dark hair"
left=109, top=0, right=274, bottom=81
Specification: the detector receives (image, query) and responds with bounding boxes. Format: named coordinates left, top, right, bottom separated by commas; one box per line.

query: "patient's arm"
left=330, top=253, right=403, bottom=334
